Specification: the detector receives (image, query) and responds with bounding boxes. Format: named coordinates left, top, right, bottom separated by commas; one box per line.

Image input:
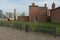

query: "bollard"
left=25, top=24, right=29, bottom=32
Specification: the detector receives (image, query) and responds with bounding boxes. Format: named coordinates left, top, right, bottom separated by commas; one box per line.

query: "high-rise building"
left=0, top=10, right=3, bottom=18
left=14, top=9, right=16, bottom=20
left=16, top=13, right=20, bottom=20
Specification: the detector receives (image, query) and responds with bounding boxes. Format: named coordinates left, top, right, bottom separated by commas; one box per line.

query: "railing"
left=35, top=26, right=56, bottom=35
left=0, top=21, right=56, bottom=35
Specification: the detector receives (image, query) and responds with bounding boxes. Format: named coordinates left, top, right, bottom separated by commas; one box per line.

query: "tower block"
left=14, top=9, right=16, bottom=20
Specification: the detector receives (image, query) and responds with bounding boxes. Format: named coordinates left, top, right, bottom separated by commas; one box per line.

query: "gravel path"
left=0, top=26, right=60, bottom=40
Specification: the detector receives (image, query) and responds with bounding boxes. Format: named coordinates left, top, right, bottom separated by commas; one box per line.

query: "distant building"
left=6, top=12, right=13, bottom=20
left=14, top=9, right=16, bottom=20
left=6, top=12, right=12, bottom=18
left=6, top=9, right=20, bottom=21
left=18, top=16, right=29, bottom=21
left=18, top=12, right=29, bottom=21
left=13, top=9, right=20, bottom=20
left=16, top=13, right=20, bottom=20
left=18, top=3, right=50, bottom=22
left=0, top=10, right=3, bottom=18
left=2, top=14, right=6, bottom=18
left=21, top=12, right=25, bottom=16
left=18, top=2, right=60, bottom=23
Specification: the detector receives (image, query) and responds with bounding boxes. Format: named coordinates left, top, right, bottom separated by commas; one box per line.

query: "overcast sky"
left=0, top=0, right=60, bottom=15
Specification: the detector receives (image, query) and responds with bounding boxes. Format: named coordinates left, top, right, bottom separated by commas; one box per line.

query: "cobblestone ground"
left=0, top=26, right=60, bottom=40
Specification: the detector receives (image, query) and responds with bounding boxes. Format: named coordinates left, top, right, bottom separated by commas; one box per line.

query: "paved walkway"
left=0, top=26, right=60, bottom=40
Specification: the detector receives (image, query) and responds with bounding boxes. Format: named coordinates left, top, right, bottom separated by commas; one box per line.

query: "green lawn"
left=0, top=21, right=60, bottom=35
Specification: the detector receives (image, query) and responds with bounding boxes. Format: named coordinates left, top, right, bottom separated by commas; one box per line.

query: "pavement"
left=0, top=26, right=60, bottom=40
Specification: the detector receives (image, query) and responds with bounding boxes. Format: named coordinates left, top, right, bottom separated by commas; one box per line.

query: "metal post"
left=26, top=24, right=29, bottom=32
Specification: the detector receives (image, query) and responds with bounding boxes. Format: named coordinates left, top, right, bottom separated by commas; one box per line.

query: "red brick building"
left=18, top=2, right=60, bottom=23
left=51, top=8, right=60, bottom=23
left=18, top=3, right=50, bottom=22
left=50, top=2, right=60, bottom=23
left=29, top=3, right=49, bottom=22
left=18, top=16, right=29, bottom=22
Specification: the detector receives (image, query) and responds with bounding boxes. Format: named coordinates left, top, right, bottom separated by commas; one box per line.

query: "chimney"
left=52, top=2, right=55, bottom=9
left=45, top=3, right=47, bottom=7
left=32, top=3, right=35, bottom=6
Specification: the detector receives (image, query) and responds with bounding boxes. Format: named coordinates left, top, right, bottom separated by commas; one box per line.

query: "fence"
left=0, top=21, right=56, bottom=35
left=0, top=21, right=22, bottom=30
left=35, top=26, right=56, bottom=35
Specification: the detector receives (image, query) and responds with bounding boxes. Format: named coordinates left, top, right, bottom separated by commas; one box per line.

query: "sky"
left=0, top=0, right=60, bottom=15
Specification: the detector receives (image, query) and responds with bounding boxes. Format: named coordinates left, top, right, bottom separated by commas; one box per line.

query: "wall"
left=18, top=16, right=29, bottom=21
left=29, top=4, right=48, bottom=22
left=51, top=7, right=60, bottom=23
left=36, top=7, right=47, bottom=22
left=29, top=5, right=38, bottom=22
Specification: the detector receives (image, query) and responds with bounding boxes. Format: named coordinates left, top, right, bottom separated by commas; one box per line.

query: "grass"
left=0, top=21, right=60, bottom=35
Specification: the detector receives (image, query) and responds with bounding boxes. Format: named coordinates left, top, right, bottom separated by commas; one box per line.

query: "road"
left=0, top=26, right=60, bottom=40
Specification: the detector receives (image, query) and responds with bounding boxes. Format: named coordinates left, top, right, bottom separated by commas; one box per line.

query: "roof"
left=55, top=7, right=60, bottom=9
left=39, top=7, right=46, bottom=9
left=51, top=7, right=60, bottom=11
left=29, top=5, right=38, bottom=7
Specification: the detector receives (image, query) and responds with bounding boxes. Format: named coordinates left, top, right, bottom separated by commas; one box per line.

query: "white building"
left=6, top=12, right=14, bottom=20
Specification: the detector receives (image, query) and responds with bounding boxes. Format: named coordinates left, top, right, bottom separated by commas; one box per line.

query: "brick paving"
left=0, top=26, right=60, bottom=40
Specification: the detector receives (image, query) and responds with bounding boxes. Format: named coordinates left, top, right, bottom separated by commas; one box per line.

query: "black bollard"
left=26, top=24, right=29, bottom=32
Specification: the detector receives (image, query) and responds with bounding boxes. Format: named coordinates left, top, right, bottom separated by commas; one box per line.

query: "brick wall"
left=29, top=6, right=38, bottom=22
left=37, top=7, right=47, bottom=22
left=18, top=16, right=29, bottom=22
left=51, top=7, right=60, bottom=23
left=29, top=4, right=48, bottom=22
